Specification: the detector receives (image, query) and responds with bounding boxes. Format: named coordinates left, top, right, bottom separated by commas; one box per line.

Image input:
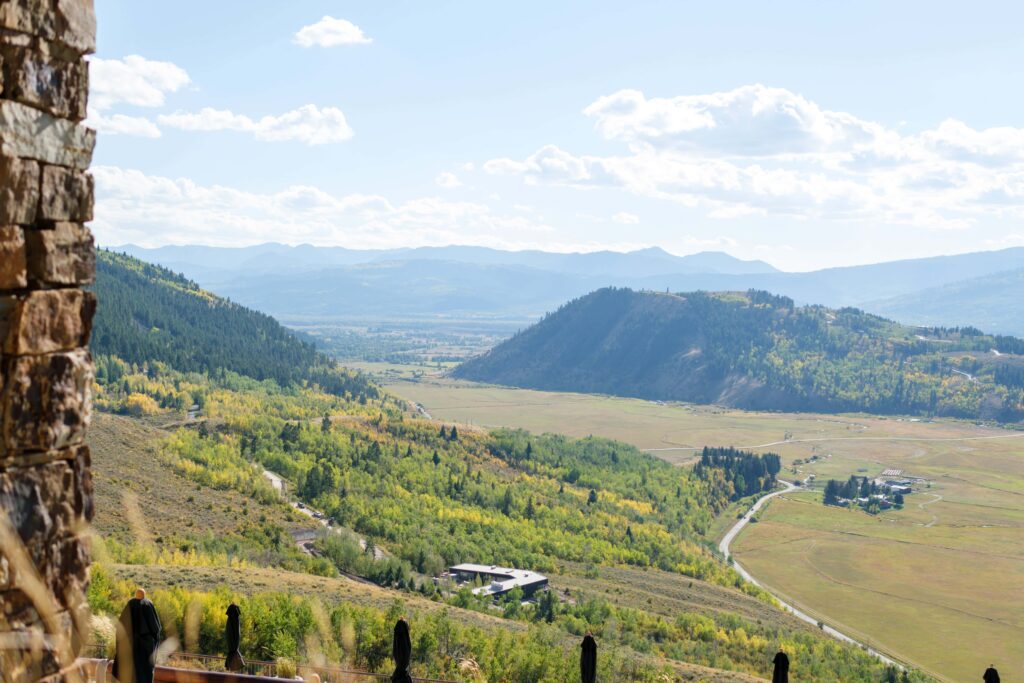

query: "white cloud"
left=85, top=55, right=191, bottom=137
left=583, top=85, right=886, bottom=157
left=485, top=84, right=1024, bottom=231
left=612, top=211, right=639, bottom=224
left=84, top=112, right=162, bottom=138
left=86, top=54, right=354, bottom=145
left=158, top=105, right=354, bottom=145
left=294, top=16, right=372, bottom=47
left=435, top=172, right=463, bottom=189
left=91, top=166, right=560, bottom=250
left=88, top=55, right=191, bottom=111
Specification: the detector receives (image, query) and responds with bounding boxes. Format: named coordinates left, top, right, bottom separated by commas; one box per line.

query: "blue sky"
left=90, top=1, right=1024, bottom=270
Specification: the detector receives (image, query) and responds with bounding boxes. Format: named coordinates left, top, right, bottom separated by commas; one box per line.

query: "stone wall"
left=0, top=1, right=96, bottom=681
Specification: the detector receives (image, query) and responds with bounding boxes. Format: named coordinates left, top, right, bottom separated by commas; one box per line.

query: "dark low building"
left=448, top=564, right=549, bottom=599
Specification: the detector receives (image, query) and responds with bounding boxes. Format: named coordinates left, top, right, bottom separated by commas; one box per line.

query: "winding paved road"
left=718, top=481, right=902, bottom=668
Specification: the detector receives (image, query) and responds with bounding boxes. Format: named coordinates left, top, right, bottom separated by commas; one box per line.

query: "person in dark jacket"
left=113, top=589, right=163, bottom=683
left=772, top=650, right=789, bottom=683
left=225, top=603, right=245, bottom=672
left=983, top=666, right=1000, bottom=683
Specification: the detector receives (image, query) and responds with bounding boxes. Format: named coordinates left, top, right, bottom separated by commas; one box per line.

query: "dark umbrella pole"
left=392, top=619, right=413, bottom=683
left=580, top=634, right=597, bottom=683
left=225, top=603, right=245, bottom=672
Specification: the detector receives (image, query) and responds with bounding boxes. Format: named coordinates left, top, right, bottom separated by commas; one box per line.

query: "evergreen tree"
left=534, top=589, right=558, bottom=623
left=501, top=486, right=514, bottom=516
left=823, top=479, right=840, bottom=505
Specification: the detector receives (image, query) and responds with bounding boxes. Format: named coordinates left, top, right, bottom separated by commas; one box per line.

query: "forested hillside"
left=92, top=250, right=376, bottom=398
left=90, top=357, right=916, bottom=681
left=455, top=288, right=1024, bottom=421
left=85, top=263, right=924, bottom=681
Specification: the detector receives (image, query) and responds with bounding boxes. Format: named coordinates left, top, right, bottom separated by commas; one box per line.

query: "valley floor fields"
left=381, top=374, right=1024, bottom=681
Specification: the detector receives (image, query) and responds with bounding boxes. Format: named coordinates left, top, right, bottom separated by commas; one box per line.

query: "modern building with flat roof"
left=448, top=564, right=549, bottom=599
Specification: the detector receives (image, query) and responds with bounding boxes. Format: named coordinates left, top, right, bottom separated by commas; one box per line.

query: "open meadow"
left=382, top=375, right=1024, bottom=681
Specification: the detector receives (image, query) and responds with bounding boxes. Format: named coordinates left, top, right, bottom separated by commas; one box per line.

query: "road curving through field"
left=718, top=480, right=904, bottom=669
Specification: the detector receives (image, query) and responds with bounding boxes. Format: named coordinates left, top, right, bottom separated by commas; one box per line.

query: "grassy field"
left=379, top=376, right=1019, bottom=456
left=345, top=360, right=457, bottom=381
left=731, top=452, right=1024, bottom=681
left=382, top=376, right=1024, bottom=681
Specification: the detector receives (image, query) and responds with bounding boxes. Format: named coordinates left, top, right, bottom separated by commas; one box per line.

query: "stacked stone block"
left=0, top=1, right=96, bottom=681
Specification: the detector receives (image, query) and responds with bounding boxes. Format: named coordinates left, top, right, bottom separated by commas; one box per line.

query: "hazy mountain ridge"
left=115, top=243, right=779, bottom=277
left=113, top=243, right=1024, bottom=334
left=92, top=250, right=376, bottom=397
left=863, top=267, right=1024, bottom=334
left=455, top=288, right=1024, bottom=422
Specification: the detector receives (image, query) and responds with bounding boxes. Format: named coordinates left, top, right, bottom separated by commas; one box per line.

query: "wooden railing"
left=81, top=655, right=460, bottom=683
left=166, top=653, right=459, bottom=683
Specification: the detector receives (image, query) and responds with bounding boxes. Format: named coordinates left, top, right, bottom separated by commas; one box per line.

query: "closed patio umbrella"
left=772, top=650, right=789, bottom=683
left=983, top=666, right=1000, bottom=683
left=225, top=604, right=245, bottom=672
left=392, top=619, right=413, bottom=683
left=580, top=633, right=597, bottom=683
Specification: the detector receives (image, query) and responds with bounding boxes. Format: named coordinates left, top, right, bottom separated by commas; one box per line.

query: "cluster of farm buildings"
left=824, top=468, right=928, bottom=511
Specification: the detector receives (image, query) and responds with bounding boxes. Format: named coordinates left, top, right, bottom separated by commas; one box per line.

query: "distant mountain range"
left=863, top=267, right=1024, bottom=334
left=455, top=288, right=1024, bottom=422
left=91, top=250, right=376, bottom=397
left=112, top=243, right=1024, bottom=334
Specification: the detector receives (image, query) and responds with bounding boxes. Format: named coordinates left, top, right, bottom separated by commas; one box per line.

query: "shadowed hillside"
left=455, top=288, right=1024, bottom=421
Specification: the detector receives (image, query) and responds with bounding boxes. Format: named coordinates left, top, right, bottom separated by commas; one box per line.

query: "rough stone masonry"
left=0, top=1, right=97, bottom=681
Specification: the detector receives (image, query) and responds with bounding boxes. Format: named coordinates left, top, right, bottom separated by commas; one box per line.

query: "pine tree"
left=823, top=479, right=840, bottom=506
left=535, top=589, right=558, bottom=623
